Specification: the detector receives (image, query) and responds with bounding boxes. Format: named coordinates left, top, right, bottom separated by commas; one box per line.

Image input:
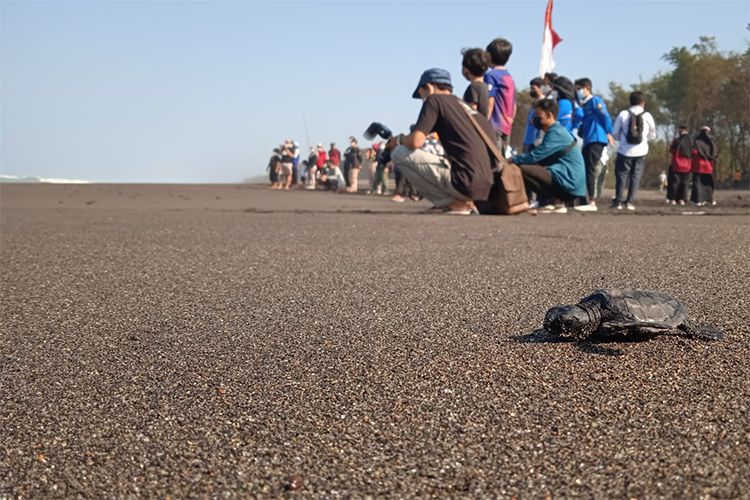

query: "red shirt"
left=328, top=148, right=341, bottom=166
left=316, top=151, right=327, bottom=168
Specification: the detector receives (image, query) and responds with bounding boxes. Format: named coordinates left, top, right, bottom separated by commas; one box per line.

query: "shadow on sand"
left=510, top=328, right=660, bottom=357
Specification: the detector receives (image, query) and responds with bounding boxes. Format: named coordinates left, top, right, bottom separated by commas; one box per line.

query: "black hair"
left=630, top=91, right=645, bottom=106
left=544, top=72, right=558, bottom=83
left=574, top=78, right=592, bottom=90
left=678, top=124, right=688, bottom=130
left=535, top=98, right=559, bottom=117
left=485, top=37, right=512, bottom=66
left=529, top=77, right=543, bottom=87
left=461, top=48, right=491, bottom=77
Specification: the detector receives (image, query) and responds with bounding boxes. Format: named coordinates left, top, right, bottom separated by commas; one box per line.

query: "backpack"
left=625, top=110, right=645, bottom=144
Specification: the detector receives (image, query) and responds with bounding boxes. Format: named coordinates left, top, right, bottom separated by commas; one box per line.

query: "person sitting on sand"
left=508, top=98, right=587, bottom=214
left=387, top=68, right=494, bottom=215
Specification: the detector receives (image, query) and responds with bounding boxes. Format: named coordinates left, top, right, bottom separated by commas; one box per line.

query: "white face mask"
left=576, top=90, right=586, bottom=101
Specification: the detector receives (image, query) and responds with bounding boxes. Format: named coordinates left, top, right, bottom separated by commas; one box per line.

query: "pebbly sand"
left=1, top=183, right=749, bottom=497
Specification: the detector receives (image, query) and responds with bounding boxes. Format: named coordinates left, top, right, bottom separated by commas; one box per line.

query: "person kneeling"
left=386, top=68, right=494, bottom=215
left=509, top=98, right=586, bottom=214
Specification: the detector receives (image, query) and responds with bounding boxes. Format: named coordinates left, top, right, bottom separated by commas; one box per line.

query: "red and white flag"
left=539, top=0, right=562, bottom=77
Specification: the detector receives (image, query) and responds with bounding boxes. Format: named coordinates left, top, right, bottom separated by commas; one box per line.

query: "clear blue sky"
left=1, top=0, right=748, bottom=183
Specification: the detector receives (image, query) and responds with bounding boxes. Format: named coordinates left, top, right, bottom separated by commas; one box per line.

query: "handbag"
left=459, top=100, right=529, bottom=215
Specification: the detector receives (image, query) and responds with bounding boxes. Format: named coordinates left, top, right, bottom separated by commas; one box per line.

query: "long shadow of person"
left=509, top=328, right=660, bottom=357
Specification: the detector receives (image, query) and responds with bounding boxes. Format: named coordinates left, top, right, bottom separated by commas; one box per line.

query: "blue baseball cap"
left=412, top=68, right=452, bottom=99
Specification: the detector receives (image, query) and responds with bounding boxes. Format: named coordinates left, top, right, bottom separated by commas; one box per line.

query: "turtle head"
left=544, top=304, right=598, bottom=340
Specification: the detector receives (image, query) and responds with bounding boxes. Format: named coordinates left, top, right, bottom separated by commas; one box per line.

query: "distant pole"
left=302, top=109, right=311, bottom=152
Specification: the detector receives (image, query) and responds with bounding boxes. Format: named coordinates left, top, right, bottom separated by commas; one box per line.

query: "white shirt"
left=612, top=105, right=656, bottom=157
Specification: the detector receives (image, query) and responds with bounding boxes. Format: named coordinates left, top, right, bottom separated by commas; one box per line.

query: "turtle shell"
left=585, top=288, right=688, bottom=333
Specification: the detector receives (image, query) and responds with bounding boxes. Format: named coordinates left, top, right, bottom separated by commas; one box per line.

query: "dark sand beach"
left=1, top=183, right=749, bottom=497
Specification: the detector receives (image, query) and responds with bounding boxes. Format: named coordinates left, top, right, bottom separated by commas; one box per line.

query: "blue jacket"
left=557, top=99, right=583, bottom=132
left=511, top=122, right=587, bottom=197
left=523, top=107, right=539, bottom=146
left=578, top=95, right=613, bottom=145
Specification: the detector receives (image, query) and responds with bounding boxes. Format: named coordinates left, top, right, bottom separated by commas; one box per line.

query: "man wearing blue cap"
left=387, top=68, right=495, bottom=214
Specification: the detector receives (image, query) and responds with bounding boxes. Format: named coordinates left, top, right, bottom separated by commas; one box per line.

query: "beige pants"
left=279, top=162, right=293, bottom=182
left=391, top=145, right=469, bottom=207
left=349, top=167, right=361, bottom=192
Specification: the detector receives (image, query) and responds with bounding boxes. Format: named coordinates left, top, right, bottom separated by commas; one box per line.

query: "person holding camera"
left=386, top=68, right=494, bottom=215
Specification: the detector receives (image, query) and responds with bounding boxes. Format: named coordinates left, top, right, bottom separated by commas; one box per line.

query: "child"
left=483, top=37, right=516, bottom=153
left=461, top=48, right=490, bottom=118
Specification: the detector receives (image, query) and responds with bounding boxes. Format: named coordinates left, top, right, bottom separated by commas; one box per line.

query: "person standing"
left=667, top=125, right=692, bottom=205
left=573, top=78, right=614, bottom=211
left=279, top=142, right=295, bottom=190
left=328, top=142, right=341, bottom=170
left=315, top=143, right=327, bottom=174
left=371, top=143, right=390, bottom=196
left=268, top=148, right=281, bottom=189
left=291, top=140, right=301, bottom=186
left=461, top=48, right=490, bottom=118
left=343, top=138, right=362, bottom=193
left=523, top=78, right=545, bottom=153
left=610, top=91, right=656, bottom=210
left=483, top=37, right=516, bottom=153
left=550, top=76, right=581, bottom=133
left=691, top=126, right=716, bottom=206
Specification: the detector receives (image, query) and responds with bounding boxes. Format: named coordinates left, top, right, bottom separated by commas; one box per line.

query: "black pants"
left=667, top=170, right=690, bottom=202
left=582, top=142, right=606, bottom=200
left=342, top=164, right=351, bottom=187
left=691, top=173, right=714, bottom=204
left=520, top=164, right=574, bottom=203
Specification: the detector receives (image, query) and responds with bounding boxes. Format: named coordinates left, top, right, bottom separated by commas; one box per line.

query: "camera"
left=363, top=122, right=393, bottom=141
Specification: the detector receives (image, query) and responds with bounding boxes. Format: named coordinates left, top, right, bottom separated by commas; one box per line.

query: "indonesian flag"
left=539, top=0, right=562, bottom=77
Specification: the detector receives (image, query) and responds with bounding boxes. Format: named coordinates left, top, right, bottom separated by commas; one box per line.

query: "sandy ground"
left=1, top=183, right=749, bottom=498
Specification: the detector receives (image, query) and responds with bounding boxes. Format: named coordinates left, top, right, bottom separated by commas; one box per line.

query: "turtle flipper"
left=678, top=319, right=725, bottom=341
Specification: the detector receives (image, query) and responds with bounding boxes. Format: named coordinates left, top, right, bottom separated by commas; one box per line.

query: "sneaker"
left=610, top=201, right=623, bottom=210
left=574, top=202, right=598, bottom=212
left=626, top=203, right=636, bottom=211
left=541, top=204, right=568, bottom=214
left=391, top=195, right=406, bottom=203
left=678, top=200, right=685, bottom=206
left=529, top=200, right=540, bottom=209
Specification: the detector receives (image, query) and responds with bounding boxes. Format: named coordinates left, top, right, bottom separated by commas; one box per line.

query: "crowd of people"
left=266, top=36, right=719, bottom=214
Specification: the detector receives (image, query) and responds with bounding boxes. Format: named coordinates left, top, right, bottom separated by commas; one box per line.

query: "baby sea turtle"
left=544, top=288, right=724, bottom=341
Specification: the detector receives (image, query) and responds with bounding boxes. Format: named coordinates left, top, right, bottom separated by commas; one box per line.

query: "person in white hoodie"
left=610, top=91, right=656, bottom=210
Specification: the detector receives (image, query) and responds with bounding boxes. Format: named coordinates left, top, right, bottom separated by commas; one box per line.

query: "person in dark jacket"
left=691, top=126, right=716, bottom=206
left=510, top=98, right=587, bottom=214
left=268, top=148, right=281, bottom=188
left=343, top=137, right=362, bottom=192
left=667, top=125, right=692, bottom=205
